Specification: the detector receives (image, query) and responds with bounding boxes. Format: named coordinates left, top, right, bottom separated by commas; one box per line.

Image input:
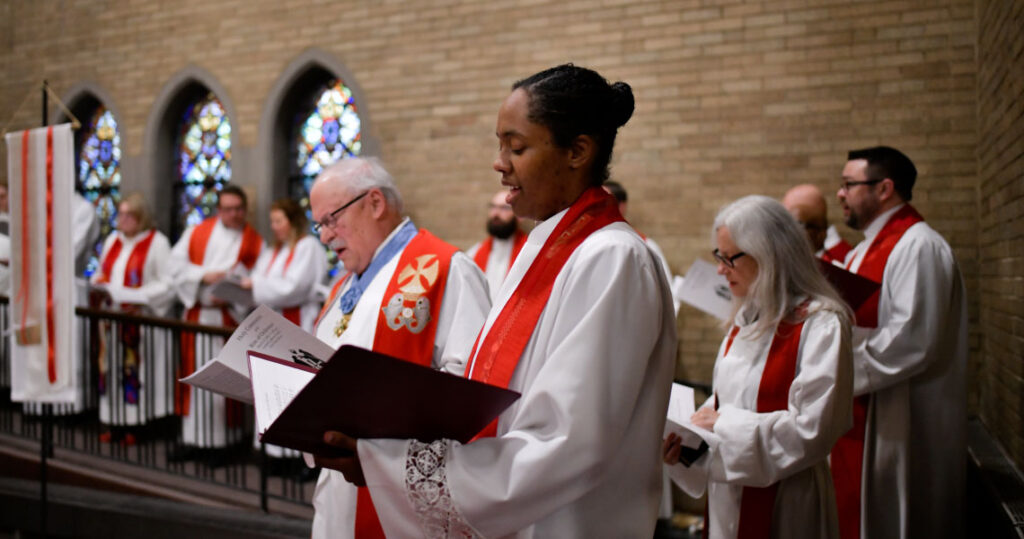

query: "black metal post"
left=40, top=79, right=51, bottom=539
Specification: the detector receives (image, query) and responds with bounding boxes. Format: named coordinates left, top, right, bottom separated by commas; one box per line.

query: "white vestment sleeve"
left=851, top=228, right=957, bottom=396
left=361, top=235, right=673, bottom=537
left=432, top=252, right=490, bottom=376
left=168, top=226, right=204, bottom=309
left=708, top=312, right=853, bottom=487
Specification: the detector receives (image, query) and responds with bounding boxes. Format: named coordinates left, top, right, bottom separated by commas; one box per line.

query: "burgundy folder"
left=817, top=259, right=881, bottom=311
left=258, top=345, right=521, bottom=457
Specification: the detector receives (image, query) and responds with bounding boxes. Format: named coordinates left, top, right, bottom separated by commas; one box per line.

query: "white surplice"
left=466, top=236, right=517, bottom=302
left=312, top=218, right=491, bottom=538
left=358, top=211, right=677, bottom=538
left=844, top=204, right=967, bottom=539
left=168, top=218, right=261, bottom=447
left=91, top=229, right=174, bottom=426
left=667, top=300, right=852, bottom=539
left=251, top=235, right=328, bottom=333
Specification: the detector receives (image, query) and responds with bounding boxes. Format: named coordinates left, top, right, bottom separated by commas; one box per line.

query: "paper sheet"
left=663, top=382, right=714, bottom=450
left=677, top=258, right=733, bottom=321
left=180, top=304, right=334, bottom=403
left=249, top=353, right=316, bottom=434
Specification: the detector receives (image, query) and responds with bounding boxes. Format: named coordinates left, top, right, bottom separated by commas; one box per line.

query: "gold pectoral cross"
left=334, top=313, right=352, bottom=338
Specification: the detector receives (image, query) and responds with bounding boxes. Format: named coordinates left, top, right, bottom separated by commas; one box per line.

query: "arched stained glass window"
left=176, top=93, right=231, bottom=236
left=292, top=79, right=361, bottom=275
left=78, top=106, right=122, bottom=276
left=292, top=79, right=361, bottom=216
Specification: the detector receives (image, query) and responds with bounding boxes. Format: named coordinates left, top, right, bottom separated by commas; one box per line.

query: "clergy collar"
left=861, top=203, right=905, bottom=243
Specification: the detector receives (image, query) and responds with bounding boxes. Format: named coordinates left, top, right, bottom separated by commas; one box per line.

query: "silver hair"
left=315, top=156, right=404, bottom=214
left=713, top=195, right=852, bottom=337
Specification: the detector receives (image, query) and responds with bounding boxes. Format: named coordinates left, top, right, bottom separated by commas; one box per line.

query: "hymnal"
left=248, top=345, right=521, bottom=457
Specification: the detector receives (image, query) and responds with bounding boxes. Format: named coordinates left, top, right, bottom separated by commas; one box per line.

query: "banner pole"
left=40, top=79, right=51, bottom=539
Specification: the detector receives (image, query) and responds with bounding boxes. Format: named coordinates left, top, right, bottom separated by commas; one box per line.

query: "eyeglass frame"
left=838, top=178, right=883, bottom=192
left=312, top=191, right=369, bottom=234
left=712, top=248, right=747, bottom=269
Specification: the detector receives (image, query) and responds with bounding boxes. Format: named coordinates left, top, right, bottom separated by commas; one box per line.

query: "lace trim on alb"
left=405, top=439, right=478, bottom=538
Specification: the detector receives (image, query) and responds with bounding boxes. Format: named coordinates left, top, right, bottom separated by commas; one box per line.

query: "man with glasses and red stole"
left=306, top=156, right=490, bottom=539
left=168, top=185, right=263, bottom=457
left=830, top=146, right=967, bottom=539
left=312, top=65, right=677, bottom=537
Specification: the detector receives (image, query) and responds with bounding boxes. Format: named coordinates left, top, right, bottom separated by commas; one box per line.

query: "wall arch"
left=143, top=65, right=238, bottom=237
left=257, top=48, right=379, bottom=209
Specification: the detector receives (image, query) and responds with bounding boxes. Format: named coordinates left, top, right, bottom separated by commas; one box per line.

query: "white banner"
left=5, top=123, right=77, bottom=403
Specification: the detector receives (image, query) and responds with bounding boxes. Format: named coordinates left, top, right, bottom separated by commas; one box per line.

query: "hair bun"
left=608, top=81, right=635, bottom=128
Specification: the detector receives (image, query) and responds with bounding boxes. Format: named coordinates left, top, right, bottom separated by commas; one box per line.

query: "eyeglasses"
left=838, top=179, right=882, bottom=191
left=712, top=248, right=747, bottom=268
left=313, top=191, right=368, bottom=234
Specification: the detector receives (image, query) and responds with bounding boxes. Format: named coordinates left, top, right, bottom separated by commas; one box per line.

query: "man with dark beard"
left=466, top=190, right=527, bottom=300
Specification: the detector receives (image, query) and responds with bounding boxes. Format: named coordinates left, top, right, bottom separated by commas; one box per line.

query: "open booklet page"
left=248, top=351, right=317, bottom=436
left=180, top=304, right=334, bottom=404
left=208, top=278, right=254, bottom=309
left=678, top=259, right=733, bottom=321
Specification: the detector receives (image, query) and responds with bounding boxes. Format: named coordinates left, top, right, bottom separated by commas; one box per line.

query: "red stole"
left=313, top=229, right=458, bottom=539
left=265, top=244, right=301, bottom=326
left=98, top=230, right=157, bottom=290
left=472, top=229, right=527, bottom=276
left=176, top=217, right=262, bottom=416
left=465, top=187, right=624, bottom=439
left=830, top=204, right=923, bottom=539
left=712, top=313, right=806, bottom=538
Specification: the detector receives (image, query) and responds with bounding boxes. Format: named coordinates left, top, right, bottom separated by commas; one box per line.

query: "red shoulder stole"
left=734, top=316, right=806, bottom=538
left=371, top=229, right=458, bottom=366
left=831, top=204, right=923, bottom=539
left=465, top=187, right=624, bottom=439
left=822, top=239, right=852, bottom=265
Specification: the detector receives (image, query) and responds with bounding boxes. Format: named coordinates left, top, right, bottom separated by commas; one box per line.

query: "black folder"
left=817, top=259, right=881, bottom=311
left=256, top=345, right=521, bottom=457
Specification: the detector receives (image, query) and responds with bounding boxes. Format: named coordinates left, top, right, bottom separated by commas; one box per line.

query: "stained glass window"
left=175, top=93, right=231, bottom=238
left=292, top=79, right=362, bottom=275
left=78, top=106, right=122, bottom=277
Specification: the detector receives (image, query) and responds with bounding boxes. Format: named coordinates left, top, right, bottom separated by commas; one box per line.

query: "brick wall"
left=977, top=0, right=1024, bottom=466
left=0, top=1, right=985, bottom=422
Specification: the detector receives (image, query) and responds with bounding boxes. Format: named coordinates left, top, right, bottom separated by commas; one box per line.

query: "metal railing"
left=0, top=296, right=315, bottom=513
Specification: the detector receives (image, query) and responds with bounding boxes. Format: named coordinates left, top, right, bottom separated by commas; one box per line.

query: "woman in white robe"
left=90, top=193, right=174, bottom=443
left=663, top=195, right=854, bottom=539
left=242, top=197, right=327, bottom=459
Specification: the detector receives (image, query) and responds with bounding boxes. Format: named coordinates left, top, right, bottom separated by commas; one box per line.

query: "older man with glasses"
left=305, top=156, right=490, bottom=539
left=829, top=146, right=967, bottom=539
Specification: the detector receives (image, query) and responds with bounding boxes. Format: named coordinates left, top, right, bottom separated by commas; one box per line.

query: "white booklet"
left=663, top=383, right=717, bottom=456
left=677, top=259, right=734, bottom=321
left=179, top=304, right=334, bottom=404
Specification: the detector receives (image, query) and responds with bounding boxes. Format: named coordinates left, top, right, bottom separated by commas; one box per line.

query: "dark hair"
left=218, top=184, right=248, bottom=208
left=512, top=64, right=634, bottom=186
left=270, top=198, right=308, bottom=247
left=603, top=180, right=627, bottom=203
left=847, top=146, right=917, bottom=201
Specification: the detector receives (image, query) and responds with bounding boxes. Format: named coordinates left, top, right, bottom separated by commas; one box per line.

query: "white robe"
left=844, top=204, right=967, bottom=539
left=168, top=218, right=261, bottom=447
left=312, top=218, right=491, bottom=538
left=359, top=211, right=677, bottom=538
left=251, top=235, right=328, bottom=333
left=91, top=229, right=175, bottom=426
left=466, top=235, right=517, bottom=302
left=667, top=300, right=852, bottom=539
